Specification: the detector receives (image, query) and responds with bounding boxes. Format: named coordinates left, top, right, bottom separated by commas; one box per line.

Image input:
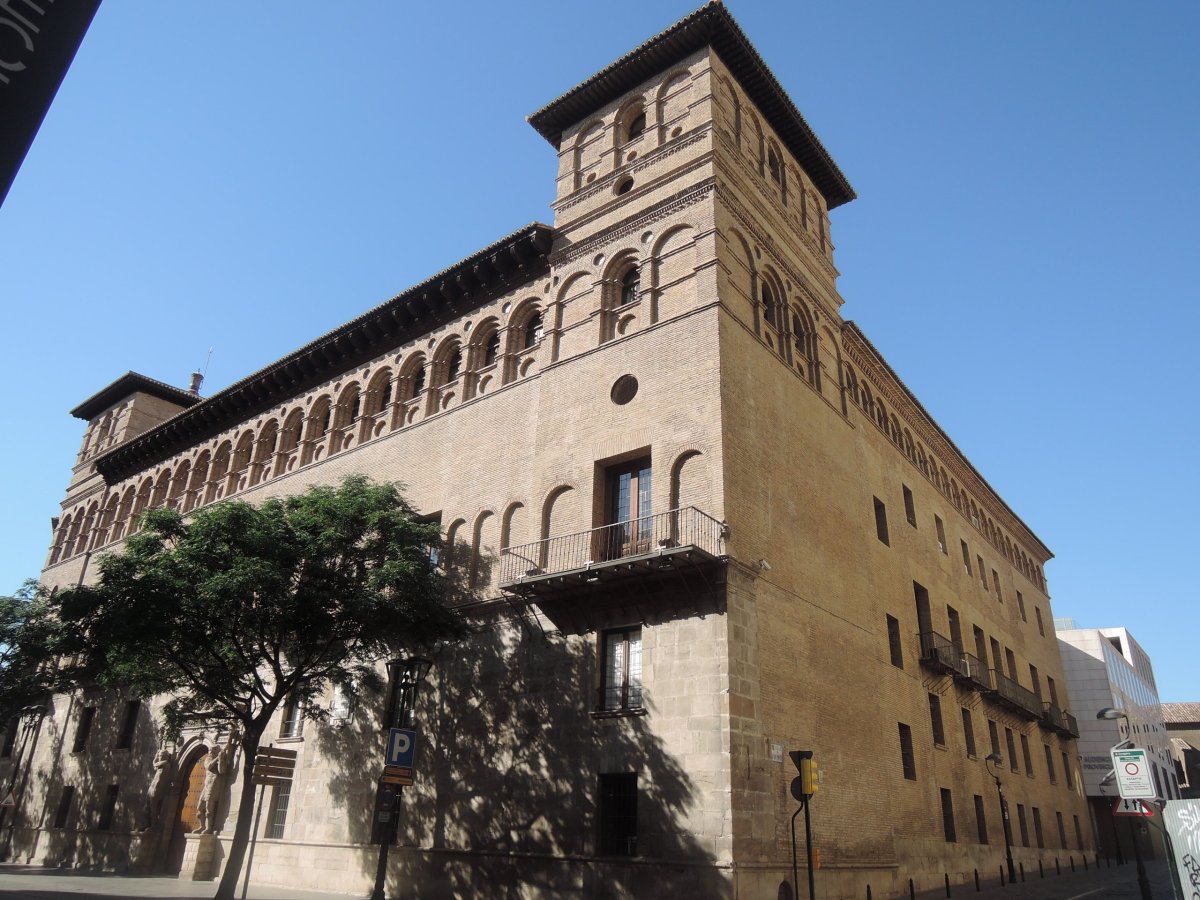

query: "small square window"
left=598, top=772, right=638, bottom=856
left=902, top=485, right=916, bottom=527
left=873, top=497, right=890, bottom=545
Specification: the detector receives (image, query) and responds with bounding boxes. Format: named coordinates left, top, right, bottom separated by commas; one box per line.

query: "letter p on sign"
left=386, top=728, right=417, bottom=768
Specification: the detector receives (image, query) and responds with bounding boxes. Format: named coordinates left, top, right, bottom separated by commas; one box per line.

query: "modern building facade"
left=1055, top=622, right=1178, bottom=860
left=2, top=6, right=1091, bottom=898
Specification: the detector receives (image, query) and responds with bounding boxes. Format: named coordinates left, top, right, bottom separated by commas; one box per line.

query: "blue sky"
left=2, top=2, right=1197, bottom=701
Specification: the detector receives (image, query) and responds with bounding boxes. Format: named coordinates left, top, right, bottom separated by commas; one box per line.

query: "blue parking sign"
left=385, top=728, right=418, bottom=768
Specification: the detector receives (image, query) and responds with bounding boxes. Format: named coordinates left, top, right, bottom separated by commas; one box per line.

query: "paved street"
left=0, top=859, right=1181, bottom=899
left=0, top=865, right=357, bottom=900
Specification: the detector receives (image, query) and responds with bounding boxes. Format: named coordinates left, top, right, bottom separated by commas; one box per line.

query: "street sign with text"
left=385, top=727, right=418, bottom=768
left=1111, top=748, right=1156, bottom=800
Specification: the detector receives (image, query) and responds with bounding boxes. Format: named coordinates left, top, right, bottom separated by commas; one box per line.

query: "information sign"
left=385, top=728, right=418, bottom=768
left=1111, top=748, right=1156, bottom=800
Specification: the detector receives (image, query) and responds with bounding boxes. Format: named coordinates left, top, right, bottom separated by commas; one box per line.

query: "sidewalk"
left=0, top=865, right=359, bottom=900
left=909, top=859, right=1176, bottom=900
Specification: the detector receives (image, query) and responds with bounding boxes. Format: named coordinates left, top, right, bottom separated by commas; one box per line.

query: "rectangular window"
left=928, top=693, right=945, bottom=746
left=280, top=694, right=304, bottom=739
left=1073, top=814, right=1083, bottom=850
left=1047, top=676, right=1059, bottom=708
left=52, top=785, right=75, bottom=829
left=1032, top=807, right=1044, bottom=848
left=266, top=781, right=292, bottom=839
left=97, top=784, right=119, bottom=831
left=977, top=556, right=987, bottom=589
left=913, top=582, right=932, bottom=640
left=1056, top=811, right=1067, bottom=848
left=598, top=772, right=638, bottom=856
left=604, top=458, right=652, bottom=559
left=1005, top=648, right=1018, bottom=682
left=961, top=707, right=976, bottom=758
left=1017, top=804, right=1029, bottom=847
left=601, top=627, right=643, bottom=711
left=115, top=699, right=140, bottom=750
left=988, top=720, right=1000, bottom=758
left=940, top=788, right=957, bottom=842
left=946, top=606, right=963, bottom=652
left=1035, top=607, right=1045, bottom=636
left=903, top=485, right=916, bottom=526
left=873, top=497, right=890, bottom=545
left=1062, top=752, right=1073, bottom=791
left=991, top=569, right=1002, bottom=602
left=974, top=794, right=989, bottom=844
left=0, top=716, right=16, bottom=758
left=72, top=706, right=96, bottom=753
left=1029, top=664, right=1041, bottom=699
left=1021, top=734, right=1034, bottom=776
left=899, top=723, right=917, bottom=780
left=961, top=540, right=972, bottom=576
left=1044, top=745, right=1057, bottom=783
left=934, top=515, right=947, bottom=553
left=886, top=615, right=904, bottom=669
left=989, top=638, right=1003, bottom=677
left=974, top=627, right=988, bottom=665
left=1016, top=590, right=1027, bottom=622
left=1005, top=729, right=1018, bottom=773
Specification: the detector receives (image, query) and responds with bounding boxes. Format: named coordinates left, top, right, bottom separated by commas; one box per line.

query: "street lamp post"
left=984, top=752, right=1017, bottom=884
left=370, top=655, right=433, bottom=900
left=1096, top=708, right=1152, bottom=900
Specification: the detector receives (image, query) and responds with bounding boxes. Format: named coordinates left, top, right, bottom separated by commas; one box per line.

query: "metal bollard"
left=1070, top=856, right=1075, bottom=873
left=945, top=872, right=951, bottom=897
left=909, top=877, right=915, bottom=900
left=1020, top=862, right=1025, bottom=882
left=1055, top=858, right=1060, bottom=876
left=866, top=886, right=872, bottom=900
left=999, top=866, right=1005, bottom=887
left=974, top=869, right=980, bottom=892
left=1039, top=859, right=1044, bottom=879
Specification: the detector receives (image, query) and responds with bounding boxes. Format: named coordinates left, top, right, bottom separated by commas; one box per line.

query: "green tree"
left=0, top=581, right=57, bottom=725
left=51, top=476, right=465, bottom=900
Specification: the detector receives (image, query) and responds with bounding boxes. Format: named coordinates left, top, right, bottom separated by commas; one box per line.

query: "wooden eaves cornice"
left=93, top=223, right=555, bottom=484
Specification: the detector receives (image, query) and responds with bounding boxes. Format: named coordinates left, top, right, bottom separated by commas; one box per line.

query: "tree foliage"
left=0, top=581, right=57, bottom=722
left=51, top=476, right=465, bottom=900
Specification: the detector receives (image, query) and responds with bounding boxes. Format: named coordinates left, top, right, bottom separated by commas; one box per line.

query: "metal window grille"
left=598, top=773, right=638, bottom=856
left=266, top=781, right=292, bottom=840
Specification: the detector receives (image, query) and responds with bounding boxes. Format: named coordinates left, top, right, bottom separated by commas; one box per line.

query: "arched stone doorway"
left=165, top=745, right=207, bottom=875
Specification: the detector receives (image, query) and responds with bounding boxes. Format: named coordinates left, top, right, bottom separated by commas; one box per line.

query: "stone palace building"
left=1, top=4, right=1093, bottom=897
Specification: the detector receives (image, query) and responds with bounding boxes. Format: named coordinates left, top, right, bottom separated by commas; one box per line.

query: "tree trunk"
left=214, top=723, right=264, bottom=900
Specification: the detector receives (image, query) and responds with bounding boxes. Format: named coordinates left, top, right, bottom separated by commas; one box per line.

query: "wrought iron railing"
left=1063, top=711, right=1080, bottom=738
left=499, top=506, right=725, bottom=587
left=1041, top=702, right=1066, bottom=732
left=961, top=652, right=994, bottom=691
left=918, top=631, right=968, bottom=678
left=992, top=670, right=1042, bottom=719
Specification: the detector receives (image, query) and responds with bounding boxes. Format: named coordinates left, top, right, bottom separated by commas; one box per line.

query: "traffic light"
left=789, top=750, right=818, bottom=800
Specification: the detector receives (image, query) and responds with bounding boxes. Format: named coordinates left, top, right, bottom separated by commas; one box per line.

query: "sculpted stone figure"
left=141, top=740, right=174, bottom=831
left=195, top=730, right=237, bottom=834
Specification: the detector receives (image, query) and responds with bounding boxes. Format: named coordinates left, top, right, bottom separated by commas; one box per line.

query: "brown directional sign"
left=380, top=765, right=413, bottom=786
left=253, top=746, right=298, bottom=787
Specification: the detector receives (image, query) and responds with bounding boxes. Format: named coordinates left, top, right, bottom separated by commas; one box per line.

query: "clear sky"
left=2, top=2, right=1197, bottom=702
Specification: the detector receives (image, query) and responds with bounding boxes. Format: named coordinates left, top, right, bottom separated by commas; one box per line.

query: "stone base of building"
left=179, top=832, right=221, bottom=881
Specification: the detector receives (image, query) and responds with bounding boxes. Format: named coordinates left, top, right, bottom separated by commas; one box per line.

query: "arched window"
left=767, top=148, right=782, bottom=185
left=523, top=312, right=543, bottom=349
left=626, top=111, right=646, bottom=141
left=412, top=365, right=426, bottom=397
left=762, top=283, right=778, bottom=328
left=484, top=331, right=501, bottom=367
left=621, top=268, right=640, bottom=306
left=445, top=347, right=462, bottom=383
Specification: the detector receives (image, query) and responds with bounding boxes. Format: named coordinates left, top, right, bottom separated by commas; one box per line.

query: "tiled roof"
left=1162, top=702, right=1200, bottom=725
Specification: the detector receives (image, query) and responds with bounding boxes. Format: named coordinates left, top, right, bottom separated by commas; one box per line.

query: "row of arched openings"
left=49, top=303, right=549, bottom=567
left=842, top=360, right=1046, bottom=591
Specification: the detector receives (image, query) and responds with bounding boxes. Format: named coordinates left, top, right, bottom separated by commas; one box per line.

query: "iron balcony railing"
left=499, top=506, right=725, bottom=588
left=1041, top=702, right=1067, bottom=732
left=992, top=670, right=1043, bottom=719
left=918, top=631, right=969, bottom=679
left=1063, top=711, right=1080, bottom=738
left=961, top=652, right=994, bottom=692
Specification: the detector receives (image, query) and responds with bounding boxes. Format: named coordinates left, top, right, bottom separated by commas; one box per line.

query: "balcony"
left=1040, top=702, right=1066, bottom=732
left=498, top=506, right=726, bottom=598
left=992, top=670, right=1043, bottom=720
left=961, top=652, right=994, bottom=692
left=1063, top=711, right=1080, bottom=738
left=918, top=631, right=969, bottom=679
